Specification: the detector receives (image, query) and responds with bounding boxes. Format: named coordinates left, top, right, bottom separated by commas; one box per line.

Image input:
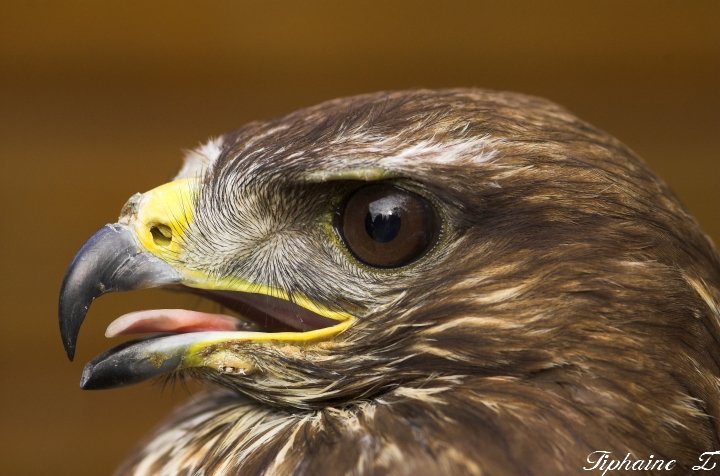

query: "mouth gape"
left=105, top=288, right=342, bottom=339
left=58, top=224, right=353, bottom=390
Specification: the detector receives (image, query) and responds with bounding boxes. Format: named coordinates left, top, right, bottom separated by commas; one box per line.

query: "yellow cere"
left=133, top=177, right=198, bottom=261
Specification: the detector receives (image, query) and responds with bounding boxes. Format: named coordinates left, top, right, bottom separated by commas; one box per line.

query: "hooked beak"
left=59, top=224, right=181, bottom=361
left=59, top=179, right=353, bottom=389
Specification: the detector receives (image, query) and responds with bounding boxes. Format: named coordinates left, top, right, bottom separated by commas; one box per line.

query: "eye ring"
left=334, top=183, right=440, bottom=268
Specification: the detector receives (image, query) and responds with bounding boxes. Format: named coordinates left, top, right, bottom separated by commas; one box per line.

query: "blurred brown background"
left=1, top=1, right=718, bottom=474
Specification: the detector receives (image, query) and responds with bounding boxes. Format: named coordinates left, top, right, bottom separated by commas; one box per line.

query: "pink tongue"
left=105, top=309, right=241, bottom=337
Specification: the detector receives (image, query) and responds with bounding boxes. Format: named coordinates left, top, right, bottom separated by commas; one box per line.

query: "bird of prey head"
left=60, top=89, right=720, bottom=475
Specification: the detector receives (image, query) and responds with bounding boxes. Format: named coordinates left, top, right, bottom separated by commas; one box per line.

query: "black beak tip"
left=59, top=296, right=82, bottom=361
left=79, top=363, right=95, bottom=389
left=59, top=316, right=77, bottom=361
left=80, top=359, right=114, bottom=390
left=64, top=338, right=77, bottom=361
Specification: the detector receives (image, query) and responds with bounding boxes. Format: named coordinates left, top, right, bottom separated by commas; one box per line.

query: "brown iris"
left=336, top=184, right=439, bottom=268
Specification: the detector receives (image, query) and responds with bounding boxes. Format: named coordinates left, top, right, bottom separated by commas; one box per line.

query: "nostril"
left=150, top=224, right=173, bottom=246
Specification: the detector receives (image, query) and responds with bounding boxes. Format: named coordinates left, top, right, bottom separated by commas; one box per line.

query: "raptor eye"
left=336, top=184, right=439, bottom=268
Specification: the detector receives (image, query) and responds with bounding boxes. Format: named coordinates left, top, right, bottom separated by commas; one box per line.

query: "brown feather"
left=118, top=89, right=720, bottom=475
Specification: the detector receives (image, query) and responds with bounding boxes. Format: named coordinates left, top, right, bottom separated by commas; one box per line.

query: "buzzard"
left=59, top=89, right=720, bottom=475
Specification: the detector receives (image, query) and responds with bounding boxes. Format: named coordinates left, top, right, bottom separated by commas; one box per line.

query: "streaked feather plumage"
left=111, top=89, right=720, bottom=475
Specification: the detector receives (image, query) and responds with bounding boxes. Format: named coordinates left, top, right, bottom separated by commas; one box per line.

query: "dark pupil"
left=365, top=202, right=401, bottom=243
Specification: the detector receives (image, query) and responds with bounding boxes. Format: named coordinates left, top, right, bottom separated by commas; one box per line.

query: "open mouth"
left=59, top=224, right=354, bottom=390
left=74, top=285, right=353, bottom=391
left=106, top=288, right=343, bottom=338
